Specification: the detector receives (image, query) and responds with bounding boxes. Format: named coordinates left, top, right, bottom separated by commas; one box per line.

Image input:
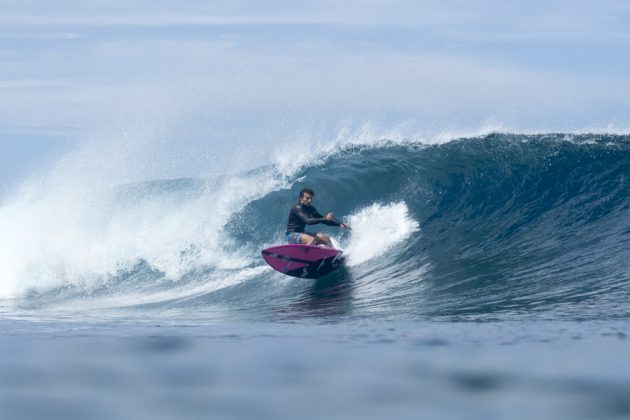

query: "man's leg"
left=300, top=233, right=316, bottom=245
left=314, top=233, right=333, bottom=248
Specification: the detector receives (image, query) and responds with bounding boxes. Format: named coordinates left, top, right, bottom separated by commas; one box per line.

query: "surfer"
left=286, top=188, right=349, bottom=248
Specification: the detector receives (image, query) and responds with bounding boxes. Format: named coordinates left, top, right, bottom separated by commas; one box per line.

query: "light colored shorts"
left=286, top=232, right=303, bottom=244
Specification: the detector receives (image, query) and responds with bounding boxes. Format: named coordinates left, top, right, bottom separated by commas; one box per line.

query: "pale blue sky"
left=2, top=0, right=630, bottom=191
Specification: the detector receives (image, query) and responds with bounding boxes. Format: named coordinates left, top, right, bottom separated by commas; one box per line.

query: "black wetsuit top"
left=286, top=204, right=340, bottom=235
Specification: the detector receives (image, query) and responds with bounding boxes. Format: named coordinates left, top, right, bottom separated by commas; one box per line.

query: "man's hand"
left=326, top=212, right=334, bottom=221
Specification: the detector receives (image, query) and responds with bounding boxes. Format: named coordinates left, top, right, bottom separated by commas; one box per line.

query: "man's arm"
left=314, top=209, right=342, bottom=227
left=294, top=206, right=327, bottom=225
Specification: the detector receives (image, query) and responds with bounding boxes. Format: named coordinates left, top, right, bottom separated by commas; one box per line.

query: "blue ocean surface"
left=1, top=133, right=629, bottom=419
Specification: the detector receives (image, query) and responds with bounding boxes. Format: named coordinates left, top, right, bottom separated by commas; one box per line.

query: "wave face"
left=1, top=133, right=629, bottom=321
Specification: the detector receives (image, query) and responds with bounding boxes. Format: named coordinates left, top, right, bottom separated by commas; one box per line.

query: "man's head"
left=299, top=188, right=314, bottom=206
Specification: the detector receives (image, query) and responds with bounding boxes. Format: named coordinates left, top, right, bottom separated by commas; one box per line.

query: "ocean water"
left=1, top=133, right=629, bottom=419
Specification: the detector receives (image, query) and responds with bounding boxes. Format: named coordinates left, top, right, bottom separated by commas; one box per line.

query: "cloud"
left=0, top=14, right=346, bottom=27
left=1, top=0, right=630, bottom=140
left=2, top=0, right=629, bottom=44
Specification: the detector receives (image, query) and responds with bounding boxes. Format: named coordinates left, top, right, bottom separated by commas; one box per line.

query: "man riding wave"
left=286, top=188, right=349, bottom=248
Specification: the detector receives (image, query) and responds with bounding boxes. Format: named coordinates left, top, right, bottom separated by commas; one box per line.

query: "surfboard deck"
left=261, top=244, right=345, bottom=279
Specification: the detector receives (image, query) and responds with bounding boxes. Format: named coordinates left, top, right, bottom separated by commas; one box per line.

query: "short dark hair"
left=299, top=188, right=315, bottom=199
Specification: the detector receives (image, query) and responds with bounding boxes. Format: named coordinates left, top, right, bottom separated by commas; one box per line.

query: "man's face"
left=300, top=193, right=313, bottom=207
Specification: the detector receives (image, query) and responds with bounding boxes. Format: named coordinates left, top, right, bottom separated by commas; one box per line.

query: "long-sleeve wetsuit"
left=286, top=204, right=340, bottom=235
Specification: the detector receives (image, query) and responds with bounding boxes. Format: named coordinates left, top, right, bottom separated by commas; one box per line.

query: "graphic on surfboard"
left=261, top=244, right=345, bottom=279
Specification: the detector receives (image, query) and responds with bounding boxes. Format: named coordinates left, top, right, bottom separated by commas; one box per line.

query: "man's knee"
left=302, top=234, right=315, bottom=245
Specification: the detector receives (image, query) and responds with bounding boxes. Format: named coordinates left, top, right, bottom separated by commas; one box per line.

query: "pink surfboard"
left=261, top=244, right=345, bottom=279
